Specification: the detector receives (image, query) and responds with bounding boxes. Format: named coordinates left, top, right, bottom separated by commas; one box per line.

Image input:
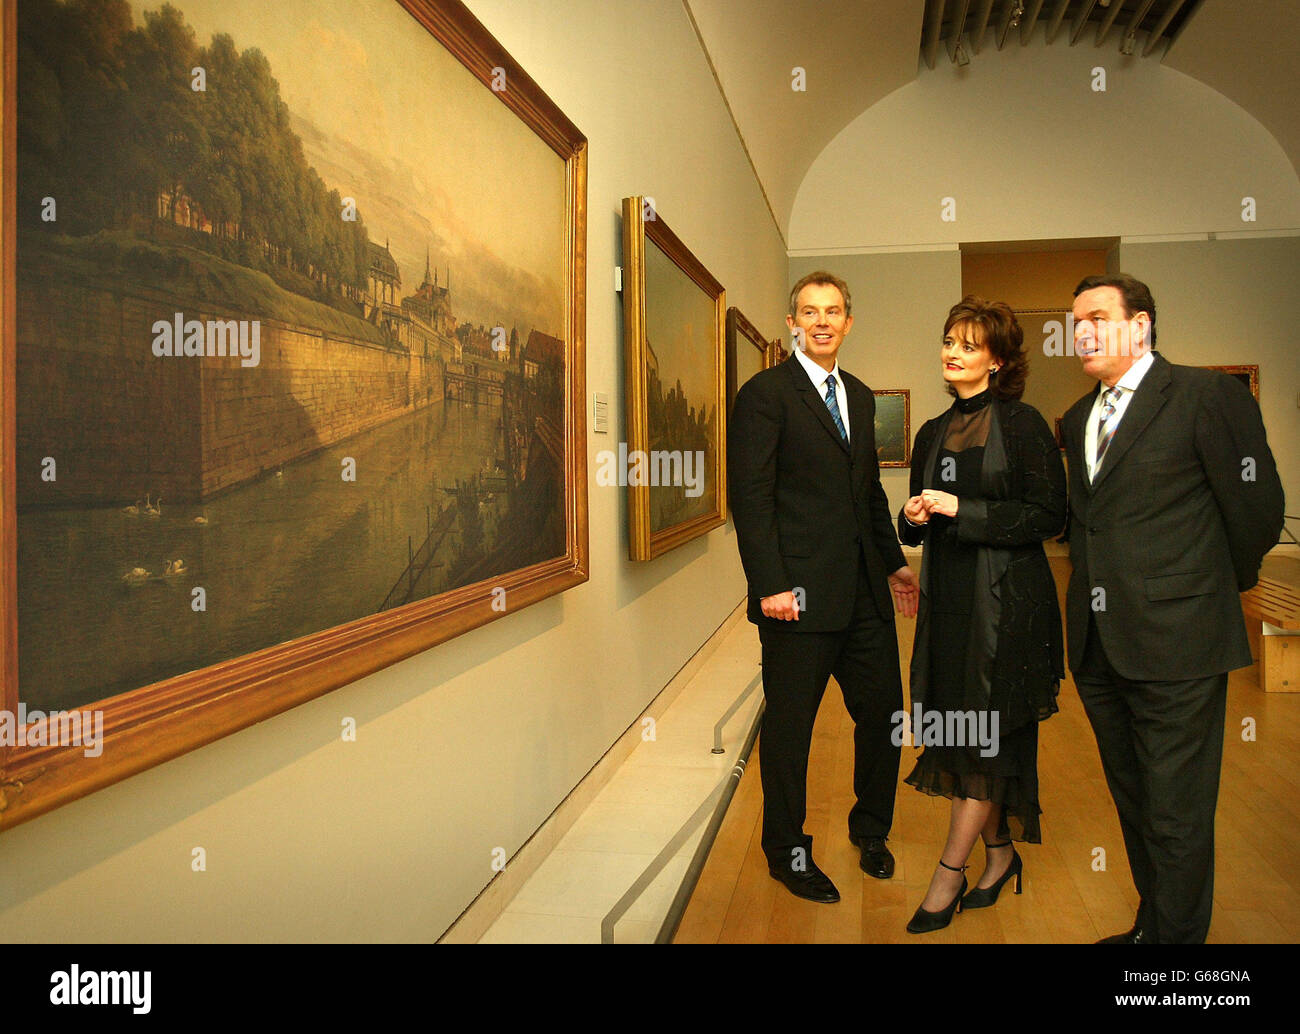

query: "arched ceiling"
left=682, top=0, right=927, bottom=243
left=684, top=0, right=1300, bottom=244
left=1162, top=1, right=1300, bottom=192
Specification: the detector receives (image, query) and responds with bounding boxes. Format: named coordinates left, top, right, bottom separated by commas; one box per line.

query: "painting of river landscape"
left=9, top=0, right=587, bottom=723
left=643, top=237, right=720, bottom=535
left=620, top=197, right=724, bottom=560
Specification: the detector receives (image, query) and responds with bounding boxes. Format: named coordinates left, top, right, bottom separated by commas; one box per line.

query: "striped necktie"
left=1093, top=386, right=1122, bottom=474
left=824, top=376, right=847, bottom=442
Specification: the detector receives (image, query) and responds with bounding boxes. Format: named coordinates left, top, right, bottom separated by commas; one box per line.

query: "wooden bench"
left=1241, top=555, right=1300, bottom=692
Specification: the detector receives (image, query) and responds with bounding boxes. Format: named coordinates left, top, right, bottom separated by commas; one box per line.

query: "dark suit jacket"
left=1060, top=352, right=1284, bottom=681
left=729, top=355, right=905, bottom=632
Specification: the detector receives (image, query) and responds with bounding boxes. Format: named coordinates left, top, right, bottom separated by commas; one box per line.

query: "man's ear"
left=1133, top=312, right=1152, bottom=349
left=786, top=314, right=805, bottom=352
left=842, top=313, right=854, bottom=337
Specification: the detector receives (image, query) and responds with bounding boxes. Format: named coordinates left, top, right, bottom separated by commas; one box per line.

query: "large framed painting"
left=620, top=196, right=725, bottom=561
left=1203, top=364, right=1259, bottom=401
left=1, top=0, right=589, bottom=829
left=725, top=306, right=777, bottom=415
left=873, top=389, right=911, bottom=467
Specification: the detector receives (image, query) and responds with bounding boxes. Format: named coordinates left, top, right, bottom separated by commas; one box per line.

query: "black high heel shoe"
left=906, top=859, right=967, bottom=934
left=962, top=840, right=1023, bottom=909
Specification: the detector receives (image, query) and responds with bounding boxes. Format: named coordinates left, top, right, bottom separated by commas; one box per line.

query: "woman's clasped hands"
left=904, top=489, right=959, bottom=524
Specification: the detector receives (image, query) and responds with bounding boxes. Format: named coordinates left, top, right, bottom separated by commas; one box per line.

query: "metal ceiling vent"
left=921, top=0, right=1206, bottom=69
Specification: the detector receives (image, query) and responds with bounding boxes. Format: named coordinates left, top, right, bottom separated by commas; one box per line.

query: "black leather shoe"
left=768, top=860, right=840, bottom=903
left=851, top=834, right=895, bottom=879
left=1097, top=925, right=1149, bottom=944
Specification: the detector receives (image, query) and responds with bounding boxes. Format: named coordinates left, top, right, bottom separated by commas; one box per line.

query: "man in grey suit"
left=1061, top=273, right=1284, bottom=944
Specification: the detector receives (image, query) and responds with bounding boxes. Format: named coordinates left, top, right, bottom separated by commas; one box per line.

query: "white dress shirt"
left=794, top=346, right=851, bottom=442
left=1084, top=350, right=1155, bottom=482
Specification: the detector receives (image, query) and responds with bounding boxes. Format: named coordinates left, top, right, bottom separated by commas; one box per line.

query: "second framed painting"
left=725, top=307, right=781, bottom=416
left=873, top=389, right=912, bottom=467
left=621, top=197, right=726, bottom=561
left=1202, top=364, right=1259, bottom=401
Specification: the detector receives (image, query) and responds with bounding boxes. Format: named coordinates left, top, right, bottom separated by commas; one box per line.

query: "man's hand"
left=921, top=489, right=959, bottom=518
left=888, top=566, right=919, bottom=618
left=760, top=590, right=800, bottom=621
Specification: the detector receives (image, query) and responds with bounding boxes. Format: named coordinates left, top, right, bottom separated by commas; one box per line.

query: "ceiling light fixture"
left=1119, top=30, right=1136, bottom=55
left=953, top=39, right=971, bottom=65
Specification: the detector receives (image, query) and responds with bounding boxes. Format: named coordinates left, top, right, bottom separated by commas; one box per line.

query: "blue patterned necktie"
left=1093, top=386, right=1122, bottom=475
left=824, top=375, right=848, bottom=442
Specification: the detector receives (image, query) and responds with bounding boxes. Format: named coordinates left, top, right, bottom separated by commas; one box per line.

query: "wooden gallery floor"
left=675, top=557, right=1300, bottom=944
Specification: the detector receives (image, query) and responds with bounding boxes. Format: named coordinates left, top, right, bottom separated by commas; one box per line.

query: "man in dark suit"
left=1061, top=273, right=1284, bottom=944
left=729, top=271, right=918, bottom=903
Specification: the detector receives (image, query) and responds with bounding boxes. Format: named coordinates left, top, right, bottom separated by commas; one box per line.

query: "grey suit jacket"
left=1060, top=352, right=1284, bottom=681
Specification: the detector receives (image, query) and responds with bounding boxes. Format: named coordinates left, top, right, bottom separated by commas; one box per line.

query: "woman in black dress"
left=898, top=296, right=1067, bottom=934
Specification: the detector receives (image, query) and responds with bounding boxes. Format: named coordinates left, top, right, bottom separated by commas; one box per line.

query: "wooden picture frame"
left=1203, top=364, right=1259, bottom=401
left=872, top=389, right=911, bottom=467
left=620, top=196, right=725, bottom=561
left=725, top=306, right=777, bottom=415
left=1, top=0, right=589, bottom=830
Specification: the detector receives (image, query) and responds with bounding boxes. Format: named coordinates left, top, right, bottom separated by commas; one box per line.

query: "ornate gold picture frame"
left=1, top=0, right=589, bottom=829
left=725, top=306, right=779, bottom=415
left=872, top=389, right=911, bottom=468
left=620, top=196, right=725, bottom=561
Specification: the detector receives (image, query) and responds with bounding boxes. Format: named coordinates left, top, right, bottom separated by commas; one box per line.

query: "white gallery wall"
left=0, top=0, right=785, bottom=941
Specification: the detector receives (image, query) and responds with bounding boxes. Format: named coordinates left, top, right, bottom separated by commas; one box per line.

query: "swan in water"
left=164, top=559, right=187, bottom=575
left=121, top=500, right=142, bottom=516
left=122, top=567, right=150, bottom=585
left=193, top=516, right=208, bottom=525
left=144, top=495, right=162, bottom=518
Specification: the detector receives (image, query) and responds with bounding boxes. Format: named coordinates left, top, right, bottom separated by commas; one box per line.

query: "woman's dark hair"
left=942, top=295, right=1027, bottom=401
